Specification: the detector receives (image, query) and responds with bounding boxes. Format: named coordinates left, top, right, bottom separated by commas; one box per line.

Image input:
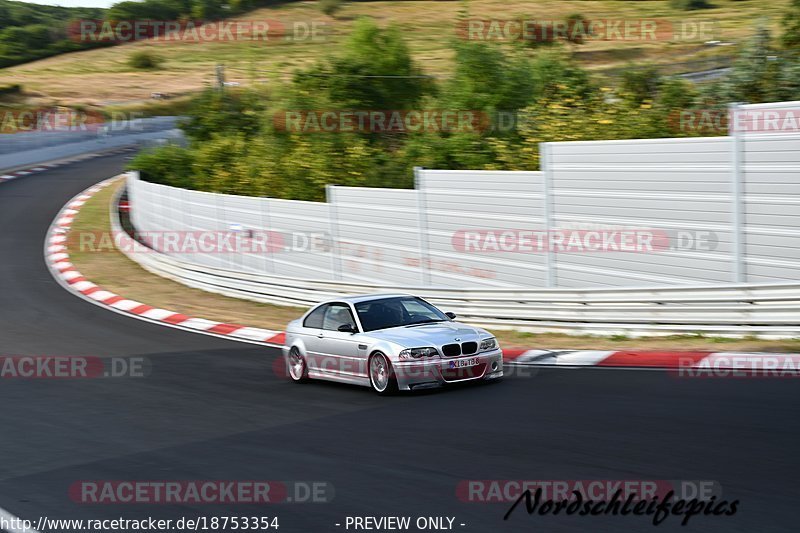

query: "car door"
left=298, top=303, right=329, bottom=372
left=318, top=303, right=365, bottom=379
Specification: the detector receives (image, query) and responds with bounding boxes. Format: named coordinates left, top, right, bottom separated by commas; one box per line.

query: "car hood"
left=365, top=321, right=488, bottom=348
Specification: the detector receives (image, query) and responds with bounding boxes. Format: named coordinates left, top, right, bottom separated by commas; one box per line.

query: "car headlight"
left=399, top=347, right=439, bottom=360
left=480, top=337, right=497, bottom=351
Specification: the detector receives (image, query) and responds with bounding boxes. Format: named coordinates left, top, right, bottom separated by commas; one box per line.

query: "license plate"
left=449, top=357, right=478, bottom=369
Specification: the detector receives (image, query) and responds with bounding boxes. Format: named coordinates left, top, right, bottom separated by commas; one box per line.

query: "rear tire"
left=287, top=347, right=308, bottom=383
left=369, top=352, right=398, bottom=395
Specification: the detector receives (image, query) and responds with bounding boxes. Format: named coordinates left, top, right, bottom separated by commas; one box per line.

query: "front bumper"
left=392, top=348, right=504, bottom=391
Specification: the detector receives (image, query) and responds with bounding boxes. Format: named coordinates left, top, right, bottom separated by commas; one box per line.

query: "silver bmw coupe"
left=282, top=294, right=503, bottom=394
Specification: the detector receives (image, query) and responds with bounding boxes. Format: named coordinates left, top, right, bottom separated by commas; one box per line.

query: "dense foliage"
left=702, top=25, right=800, bottom=103
left=57, top=0, right=791, bottom=201
left=782, top=0, right=800, bottom=49
left=132, top=16, right=800, bottom=201
left=0, top=0, right=107, bottom=67
left=105, top=0, right=302, bottom=22
left=128, top=50, right=164, bottom=70
left=0, top=0, right=306, bottom=68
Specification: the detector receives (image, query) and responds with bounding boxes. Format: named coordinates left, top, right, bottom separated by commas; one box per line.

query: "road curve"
left=0, top=154, right=799, bottom=532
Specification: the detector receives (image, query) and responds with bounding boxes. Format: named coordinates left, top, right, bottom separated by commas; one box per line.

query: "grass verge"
left=66, top=178, right=800, bottom=352
left=67, top=179, right=303, bottom=331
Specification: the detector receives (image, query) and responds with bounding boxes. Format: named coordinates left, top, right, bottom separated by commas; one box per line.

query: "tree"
left=319, top=0, right=343, bottom=18
left=128, top=50, right=163, bottom=69
left=529, top=51, right=594, bottom=103
left=774, top=56, right=800, bottom=98
left=0, top=4, right=10, bottom=28
left=128, top=144, right=194, bottom=189
left=782, top=0, right=800, bottom=49
left=670, top=0, right=713, bottom=10
left=442, top=41, right=535, bottom=113
left=656, top=78, right=697, bottom=113
left=565, top=13, right=589, bottom=45
left=107, top=1, right=181, bottom=21
left=0, top=24, right=52, bottom=58
left=713, top=25, right=783, bottom=103
left=191, top=0, right=226, bottom=20
left=181, top=88, right=264, bottom=142
left=294, top=18, right=433, bottom=110
left=620, top=65, right=662, bottom=106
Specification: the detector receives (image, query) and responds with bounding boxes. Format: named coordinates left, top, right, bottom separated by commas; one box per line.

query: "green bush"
left=181, top=88, right=264, bottom=142
left=128, top=50, right=163, bottom=70
left=702, top=25, right=800, bottom=103
left=620, top=65, right=662, bottom=105
left=0, top=83, right=21, bottom=96
left=565, top=13, right=589, bottom=44
left=319, top=0, right=343, bottom=17
left=137, top=18, right=800, bottom=202
left=0, top=1, right=107, bottom=68
left=782, top=0, right=800, bottom=49
left=294, top=18, right=434, bottom=110
left=443, top=41, right=535, bottom=112
left=127, top=143, right=194, bottom=189
left=670, top=0, right=713, bottom=10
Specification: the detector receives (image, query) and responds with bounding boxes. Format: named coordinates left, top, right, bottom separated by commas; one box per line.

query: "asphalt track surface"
left=0, top=153, right=799, bottom=533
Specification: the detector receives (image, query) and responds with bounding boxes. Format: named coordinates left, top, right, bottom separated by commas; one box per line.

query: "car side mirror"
left=445, top=312, right=457, bottom=319
left=338, top=324, right=356, bottom=333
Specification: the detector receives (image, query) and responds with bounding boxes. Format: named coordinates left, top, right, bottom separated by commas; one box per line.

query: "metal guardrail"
left=0, top=117, right=182, bottom=172
left=128, top=106, right=800, bottom=290
left=110, top=180, right=800, bottom=338
left=0, top=116, right=179, bottom=155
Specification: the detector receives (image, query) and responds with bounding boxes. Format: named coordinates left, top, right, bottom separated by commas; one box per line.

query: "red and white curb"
left=502, top=348, right=800, bottom=372
left=44, top=178, right=800, bottom=371
left=1, top=163, right=59, bottom=183
left=45, top=177, right=285, bottom=348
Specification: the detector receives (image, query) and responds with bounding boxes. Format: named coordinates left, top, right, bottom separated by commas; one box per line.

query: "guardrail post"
left=180, top=186, right=191, bottom=263
left=215, top=192, right=234, bottom=271
left=126, top=171, right=138, bottom=228
left=541, top=142, right=556, bottom=287
left=729, top=102, right=746, bottom=283
left=414, top=166, right=432, bottom=286
left=327, top=185, right=343, bottom=281
left=260, top=196, right=275, bottom=275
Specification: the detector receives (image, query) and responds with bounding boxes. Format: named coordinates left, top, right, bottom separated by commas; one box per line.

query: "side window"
left=322, top=304, right=356, bottom=331
left=303, top=304, right=328, bottom=329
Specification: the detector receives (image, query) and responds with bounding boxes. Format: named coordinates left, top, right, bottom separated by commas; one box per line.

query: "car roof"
left=321, top=293, right=417, bottom=305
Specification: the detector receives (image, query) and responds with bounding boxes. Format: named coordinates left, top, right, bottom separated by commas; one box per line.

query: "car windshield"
left=355, top=297, right=449, bottom=332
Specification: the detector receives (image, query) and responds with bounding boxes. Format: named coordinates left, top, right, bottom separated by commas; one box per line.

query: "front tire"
left=287, top=347, right=308, bottom=383
left=369, top=352, right=398, bottom=395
